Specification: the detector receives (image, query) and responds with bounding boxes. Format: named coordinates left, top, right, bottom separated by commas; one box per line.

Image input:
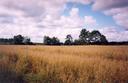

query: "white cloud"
left=35, top=7, right=92, bottom=42
left=113, top=13, right=128, bottom=30
left=99, top=26, right=128, bottom=41
left=0, top=0, right=91, bottom=18
left=69, top=8, right=79, bottom=17
left=92, top=0, right=128, bottom=30
left=92, top=0, right=128, bottom=11
left=68, top=0, right=92, bottom=5
left=103, top=7, right=128, bottom=30
left=38, top=8, right=84, bottom=29
left=0, top=0, right=77, bottom=42
left=0, top=0, right=97, bottom=42
left=0, top=0, right=127, bottom=42
left=84, top=16, right=97, bottom=25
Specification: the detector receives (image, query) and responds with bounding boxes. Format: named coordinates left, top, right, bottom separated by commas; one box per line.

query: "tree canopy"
left=0, top=35, right=33, bottom=45
left=43, top=36, right=61, bottom=45
left=64, top=34, right=73, bottom=45
left=43, top=29, right=108, bottom=45
left=0, top=29, right=108, bottom=45
left=77, top=29, right=108, bottom=45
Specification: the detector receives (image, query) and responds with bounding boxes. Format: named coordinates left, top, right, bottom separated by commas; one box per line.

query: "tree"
left=90, top=30, right=108, bottom=44
left=43, top=36, right=51, bottom=45
left=13, top=35, right=24, bottom=44
left=13, top=35, right=32, bottom=45
left=43, top=28, right=108, bottom=45
left=43, top=36, right=60, bottom=45
left=51, top=37, right=60, bottom=45
left=64, top=34, right=73, bottom=45
left=0, top=38, right=13, bottom=44
left=74, top=39, right=81, bottom=45
left=100, top=35, right=108, bottom=44
left=79, top=29, right=90, bottom=44
left=23, top=37, right=31, bottom=44
left=77, top=29, right=108, bottom=45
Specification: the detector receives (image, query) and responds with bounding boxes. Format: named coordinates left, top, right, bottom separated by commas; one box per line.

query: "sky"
left=0, top=0, right=128, bottom=42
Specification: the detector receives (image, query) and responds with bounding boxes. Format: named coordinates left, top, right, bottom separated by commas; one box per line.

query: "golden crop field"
left=0, top=45, right=128, bottom=83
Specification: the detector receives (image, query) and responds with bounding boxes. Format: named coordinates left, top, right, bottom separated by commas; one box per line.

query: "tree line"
left=43, top=29, right=108, bottom=45
left=0, top=28, right=128, bottom=45
left=0, top=35, right=33, bottom=45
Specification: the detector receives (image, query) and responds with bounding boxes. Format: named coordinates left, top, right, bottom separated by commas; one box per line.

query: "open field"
left=0, top=45, right=128, bottom=83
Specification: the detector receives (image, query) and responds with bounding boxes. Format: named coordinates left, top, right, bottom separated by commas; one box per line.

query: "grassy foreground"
left=0, top=45, right=128, bottom=83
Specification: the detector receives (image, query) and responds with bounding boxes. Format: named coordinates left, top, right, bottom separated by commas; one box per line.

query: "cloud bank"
left=92, top=0, right=128, bottom=30
left=0, top=0, right=128, bottom=42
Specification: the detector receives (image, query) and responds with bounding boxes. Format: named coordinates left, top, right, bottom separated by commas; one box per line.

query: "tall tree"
left=78, top=29, right=108, bottom=45
left=64, top=34, right=73, bottom=45
left=90, top=30, right=108, bottom=44
left=79, top=29, right=90, bottom=44
left=13, top=35, right=24, bottom=44
left=43, top=36, right=51, bottom=45
left=51, top=37, right=60, bottom=45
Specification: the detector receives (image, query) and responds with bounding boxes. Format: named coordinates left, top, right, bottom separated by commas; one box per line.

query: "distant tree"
left=64, top=34, right=73, bottom=45
left=13, top=35, right=32, bottom=45
left=79, top=29, right=90, bottom=44
left=100, top=35, right=108, bottom=44
left=52, top=37, right=60, bottom=45
left=13, top=35, right=24, bottom=44
left=90, top=30, right=108, bottom=44
left=0, top=38, right=13, bottom=44
left=74, top=39, right=81, bottom=45
left=77, top=29, right=108, bottom=45
left=23, top=37, right=32, bottom=44
left=43, top=36, right=60, bottom=45
left=43, top=29, right=108, bottom=45
left=43, top=36, right=51, bottom=45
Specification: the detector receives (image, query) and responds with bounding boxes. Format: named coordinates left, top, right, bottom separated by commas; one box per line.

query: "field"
left=0, top=45, right=128, bottom=83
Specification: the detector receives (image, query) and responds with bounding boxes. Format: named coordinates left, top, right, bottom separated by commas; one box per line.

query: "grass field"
left=0, top=45, right=128, bottom=83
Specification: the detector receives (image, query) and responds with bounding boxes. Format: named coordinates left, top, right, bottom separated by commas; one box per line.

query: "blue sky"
left=64, top=2, right=117, bottom=28
left=0, top=0, right=128, bottom=42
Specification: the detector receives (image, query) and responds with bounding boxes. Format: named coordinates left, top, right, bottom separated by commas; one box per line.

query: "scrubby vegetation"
left=0, top=35, right=33, bottom=45
left=0, top=45, right=128, bottom=83
left=0, top=29, right=108, bottom=45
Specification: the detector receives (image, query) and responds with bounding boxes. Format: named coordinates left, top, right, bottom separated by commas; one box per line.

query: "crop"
left=0, top=45, right=128, bottom=83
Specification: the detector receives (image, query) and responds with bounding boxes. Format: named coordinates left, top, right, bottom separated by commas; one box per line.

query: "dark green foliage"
left=64, top=34, right=73, bottom=45
left=89, top=30, right=108, bottom=44
left=76, top=29, right=108, bottom=45
left=0, top=35, right=33, bottom=45
left=43, top=29, right=108, bottom=45
left=0, top=38, right=14, bottom=44
left=13, top=35, right=24, bottom=44
left=23, top=37, right=31, bottom=44
left=79, top=29, right=90, bottom=44
left=43, top=36, right=60, bottom=45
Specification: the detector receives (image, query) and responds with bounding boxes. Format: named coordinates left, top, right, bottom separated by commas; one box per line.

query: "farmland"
left=0, top=45, right=128, bottom=83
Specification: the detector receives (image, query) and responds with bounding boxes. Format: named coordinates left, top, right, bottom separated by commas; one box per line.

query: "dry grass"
left=0, top=45, right=128, bottom=83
